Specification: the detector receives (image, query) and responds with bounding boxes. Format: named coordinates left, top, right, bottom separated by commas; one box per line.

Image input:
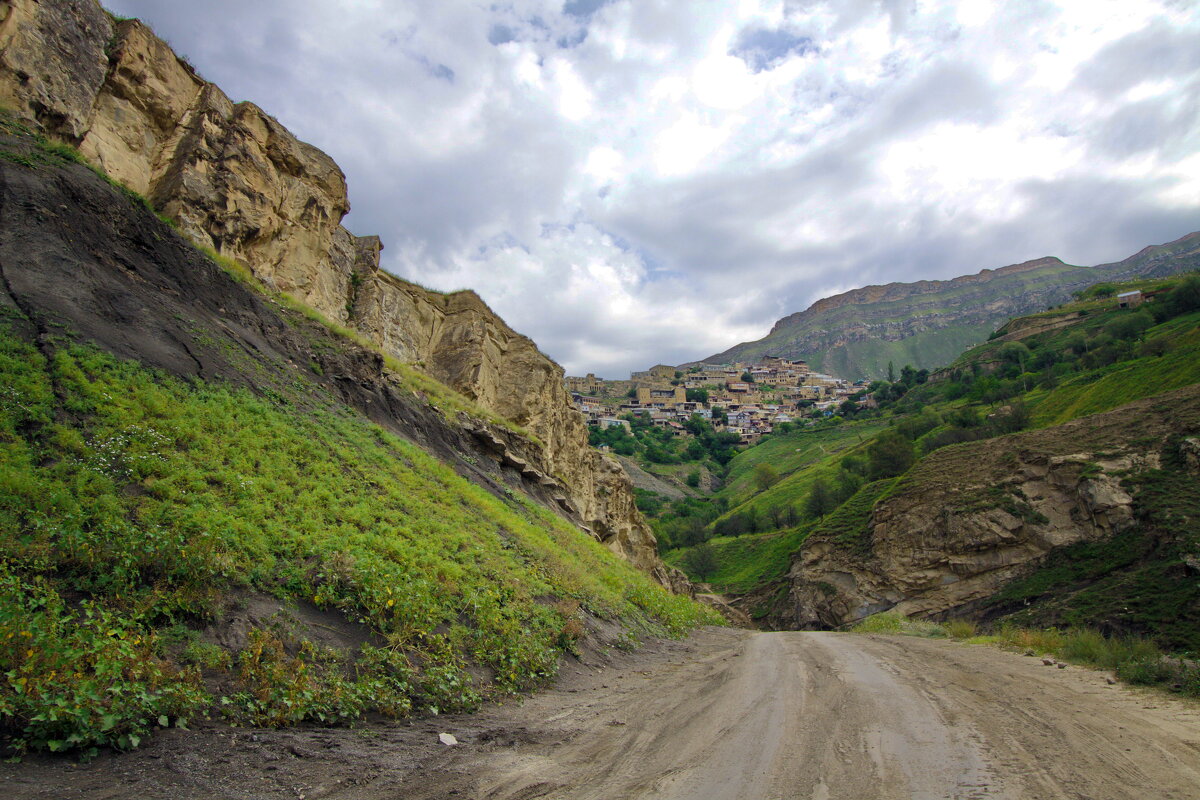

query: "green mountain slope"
left=701, top=234, right=1200, bottom=380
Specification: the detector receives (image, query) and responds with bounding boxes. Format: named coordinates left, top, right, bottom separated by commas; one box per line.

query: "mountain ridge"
left=702, top=232, right=1200, bottom=380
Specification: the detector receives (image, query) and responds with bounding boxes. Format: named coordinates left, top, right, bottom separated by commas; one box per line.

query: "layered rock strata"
left=787, top=384, right=1200, bottom=628
left=0, top=0, right=667, bottom=578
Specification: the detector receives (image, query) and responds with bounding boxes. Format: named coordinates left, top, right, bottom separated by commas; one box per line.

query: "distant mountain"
left=700, top=232, right=1200, bottom=380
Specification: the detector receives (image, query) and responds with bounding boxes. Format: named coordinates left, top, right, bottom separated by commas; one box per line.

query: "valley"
left=1, top=1, right=1199, bottom=797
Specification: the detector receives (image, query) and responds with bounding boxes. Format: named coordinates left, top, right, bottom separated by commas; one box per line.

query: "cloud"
left=731, top=27, right=817, bottom=72
left=104, top=0, right=1200, bottom=376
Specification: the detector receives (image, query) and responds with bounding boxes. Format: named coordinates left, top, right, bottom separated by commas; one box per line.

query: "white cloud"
left=104, top=0, right=1200, bottom=376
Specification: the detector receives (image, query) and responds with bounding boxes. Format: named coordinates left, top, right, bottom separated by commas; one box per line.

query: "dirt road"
left=8, top=628, right=1200, bottom=799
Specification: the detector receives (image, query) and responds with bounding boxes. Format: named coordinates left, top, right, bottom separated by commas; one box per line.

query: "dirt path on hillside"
left=7, top=629, right=1200, bottom=799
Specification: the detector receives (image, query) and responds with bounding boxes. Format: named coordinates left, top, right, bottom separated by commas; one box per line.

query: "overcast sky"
left=104, top=0, right=1200, bottom=377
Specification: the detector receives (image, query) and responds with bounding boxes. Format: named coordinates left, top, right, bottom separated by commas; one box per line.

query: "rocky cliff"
left=702, top=235, right=1200, bottom=380
left=0, top=0, right=669, bottom=580
left=786, top=384, right=1200, bottom=629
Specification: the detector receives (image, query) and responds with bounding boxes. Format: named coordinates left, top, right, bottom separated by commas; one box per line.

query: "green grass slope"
left=717, top=421, right=885, bottom=525
left=720, top=422, right=886, bottom=507
left=0, top=320, right=715, bottom=755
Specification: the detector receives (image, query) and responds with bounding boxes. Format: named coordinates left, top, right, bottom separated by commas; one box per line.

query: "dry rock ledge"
left=788, top=384, right=1200, bottom=628
left=0, top=0, right=678, bottom=585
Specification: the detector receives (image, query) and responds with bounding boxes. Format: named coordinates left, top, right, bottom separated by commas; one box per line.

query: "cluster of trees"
left=835, top=363, right=930, bottom=419
left=647, top=495, right=729, bottom=550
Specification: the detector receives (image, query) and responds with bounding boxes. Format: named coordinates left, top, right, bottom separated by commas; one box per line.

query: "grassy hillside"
left=816, top=323, right=996, bottom=381
left=664, top=525, right=814, bottom=595
left=669, top=271, right=1200, bottom=651
left=649, top=422, right=885, bottom=595
left=720, top=422, right=887, bottom=511
left=0, top=317, right=716, bottom=755
left=720, top=422, right=885, bottom=504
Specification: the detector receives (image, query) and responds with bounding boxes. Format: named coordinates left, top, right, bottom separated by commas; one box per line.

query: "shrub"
left=867, top=430, right=914, bottom=479
left=944, top=619, right=977, bottom=639
left=753, top=463, right=781, bottom=491
left=682, top=543, right=718, bottom=581
left=852, top=611, right=905, bottom=634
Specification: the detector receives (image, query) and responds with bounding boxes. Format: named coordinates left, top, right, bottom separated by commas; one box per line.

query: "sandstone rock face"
left=791, top=455, right=1143, bottom=628
left=786, top=385, right=1200, bottom=629
left=0, top=0, right=669, bottom=583
left=0, top=0, right=111, bottom=140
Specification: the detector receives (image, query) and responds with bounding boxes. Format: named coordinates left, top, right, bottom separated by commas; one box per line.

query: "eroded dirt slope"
left=8, top=630, right=1199, bottom=799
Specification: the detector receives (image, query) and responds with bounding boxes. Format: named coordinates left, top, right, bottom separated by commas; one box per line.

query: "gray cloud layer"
left=105, top=0, right=1200, bottom=376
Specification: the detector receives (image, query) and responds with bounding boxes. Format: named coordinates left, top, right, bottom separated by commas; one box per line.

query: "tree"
left=741, top=371, right=755, bottom=383
left=686, top=388, right=709, bottom=403
left=1165, top=274, right=1200, bottom=316
left=887, top=361, right=896, bottom=382
left=683, top=543, right=719, bottom=581
left=753, top=463, right=781, bottom=492
left=804, top=477, right=838, bottom=518
left=997, top=342, right=1033, bottom=391
left=685, top=470, right=701, bottom=488
left=1105, top=311, right=1154, bottom=340
left=998, top=340, right=1031, bottom=364
left=867, top=430, right=914, bottom=479
left=991, top=400, right=1030, bottom=434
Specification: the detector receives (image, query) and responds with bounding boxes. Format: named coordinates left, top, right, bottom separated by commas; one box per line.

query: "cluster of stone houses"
left=568, top=356, right=863, bottom=444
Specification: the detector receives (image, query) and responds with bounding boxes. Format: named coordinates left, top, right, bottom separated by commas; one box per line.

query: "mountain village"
left=566, top=356, right=863, bottom=445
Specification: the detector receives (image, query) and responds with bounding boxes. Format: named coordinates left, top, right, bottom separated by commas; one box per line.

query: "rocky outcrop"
left=786, top=384, right=1200, bottom=628
left=701, top=234, right=1200, bottom=380
left=0, top=0, right=668, bottom=580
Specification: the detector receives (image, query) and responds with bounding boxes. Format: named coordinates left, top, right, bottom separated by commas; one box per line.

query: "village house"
left=631, top=364, right=678, bottom=381
left=1117, top=290, right=1144, bottom=308
left=636, top=385, right=687, bottom=408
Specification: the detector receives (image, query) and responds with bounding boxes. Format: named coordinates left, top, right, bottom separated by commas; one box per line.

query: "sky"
left=103, top=0, right=1200, bottom=378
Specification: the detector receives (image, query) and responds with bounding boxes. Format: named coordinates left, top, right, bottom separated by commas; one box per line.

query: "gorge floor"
left=7, top=628, right=1200, bottom=800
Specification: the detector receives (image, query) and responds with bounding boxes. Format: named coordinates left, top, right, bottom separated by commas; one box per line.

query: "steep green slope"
left=656, top=422, right=884, bottom=596
left=0, top=324, right=712, bottom=754
left=0, top=119, right=717, bottom=756
left=701, top=233, right=1200, bottom=380
left=720, top=422, right=887, bottom=507
left=664, top=525, right=814, bottom=595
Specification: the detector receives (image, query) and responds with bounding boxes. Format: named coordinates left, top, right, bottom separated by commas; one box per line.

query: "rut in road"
left=399, top=629, right=1200, bottom=800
